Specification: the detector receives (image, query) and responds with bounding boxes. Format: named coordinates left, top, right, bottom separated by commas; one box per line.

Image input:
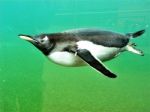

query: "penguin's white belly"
left=77, top=41, right=122, bottom=61
left=48, top=52, right=86, bottom=66
left=93, top=45, right=121, bottom=61
left=48, top=41, right=122, bottom=66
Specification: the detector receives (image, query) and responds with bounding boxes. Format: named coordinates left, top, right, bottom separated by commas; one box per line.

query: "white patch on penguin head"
left=40, top=36, right=49, bottom=44
left=43, top=36, right=49, bottom=41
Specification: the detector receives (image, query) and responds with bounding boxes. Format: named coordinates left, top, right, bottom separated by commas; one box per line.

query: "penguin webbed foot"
left=126, top=43, right=144, bottom=56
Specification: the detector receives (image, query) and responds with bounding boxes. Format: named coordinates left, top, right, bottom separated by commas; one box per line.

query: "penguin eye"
left=41, top=40, right=44, bottom=43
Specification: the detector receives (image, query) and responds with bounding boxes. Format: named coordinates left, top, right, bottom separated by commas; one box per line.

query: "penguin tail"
left=126, top=29, right=145, bottom=38
left=126, top=43, right=144, bottom=56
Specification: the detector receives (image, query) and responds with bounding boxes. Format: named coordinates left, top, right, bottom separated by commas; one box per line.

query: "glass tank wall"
left=0, top=0, right=150, bottom=112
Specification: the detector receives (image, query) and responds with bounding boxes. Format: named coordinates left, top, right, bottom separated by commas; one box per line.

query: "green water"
left=0, top=0, right=150, bottom=112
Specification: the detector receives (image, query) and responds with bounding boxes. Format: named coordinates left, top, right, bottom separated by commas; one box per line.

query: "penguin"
left=19, top=28, right=145, bottom=78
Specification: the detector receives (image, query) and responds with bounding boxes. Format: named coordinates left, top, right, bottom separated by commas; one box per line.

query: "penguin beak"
left=18, top=34, right=39, bottom=44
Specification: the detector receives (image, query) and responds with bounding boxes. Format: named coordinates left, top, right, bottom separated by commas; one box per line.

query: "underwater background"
left=0, top=0, right=150, bottom=112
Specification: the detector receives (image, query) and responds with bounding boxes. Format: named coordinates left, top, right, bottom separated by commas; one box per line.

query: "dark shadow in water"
left=0, top=46, right=44, bottom=112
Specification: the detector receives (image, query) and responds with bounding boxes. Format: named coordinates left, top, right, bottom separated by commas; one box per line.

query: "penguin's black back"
left=64, top=28, right=129, bottom=48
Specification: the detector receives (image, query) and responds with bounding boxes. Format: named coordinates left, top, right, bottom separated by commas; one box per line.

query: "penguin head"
left=19, top=34, right=55, bottom=55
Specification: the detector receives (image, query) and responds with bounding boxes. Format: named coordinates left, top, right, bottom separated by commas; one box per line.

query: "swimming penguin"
left=19, top=28, right=145, bottom=78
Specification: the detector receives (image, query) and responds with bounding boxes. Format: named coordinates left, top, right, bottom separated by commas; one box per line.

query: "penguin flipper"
left=76, top=49, right=117, bottom=78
